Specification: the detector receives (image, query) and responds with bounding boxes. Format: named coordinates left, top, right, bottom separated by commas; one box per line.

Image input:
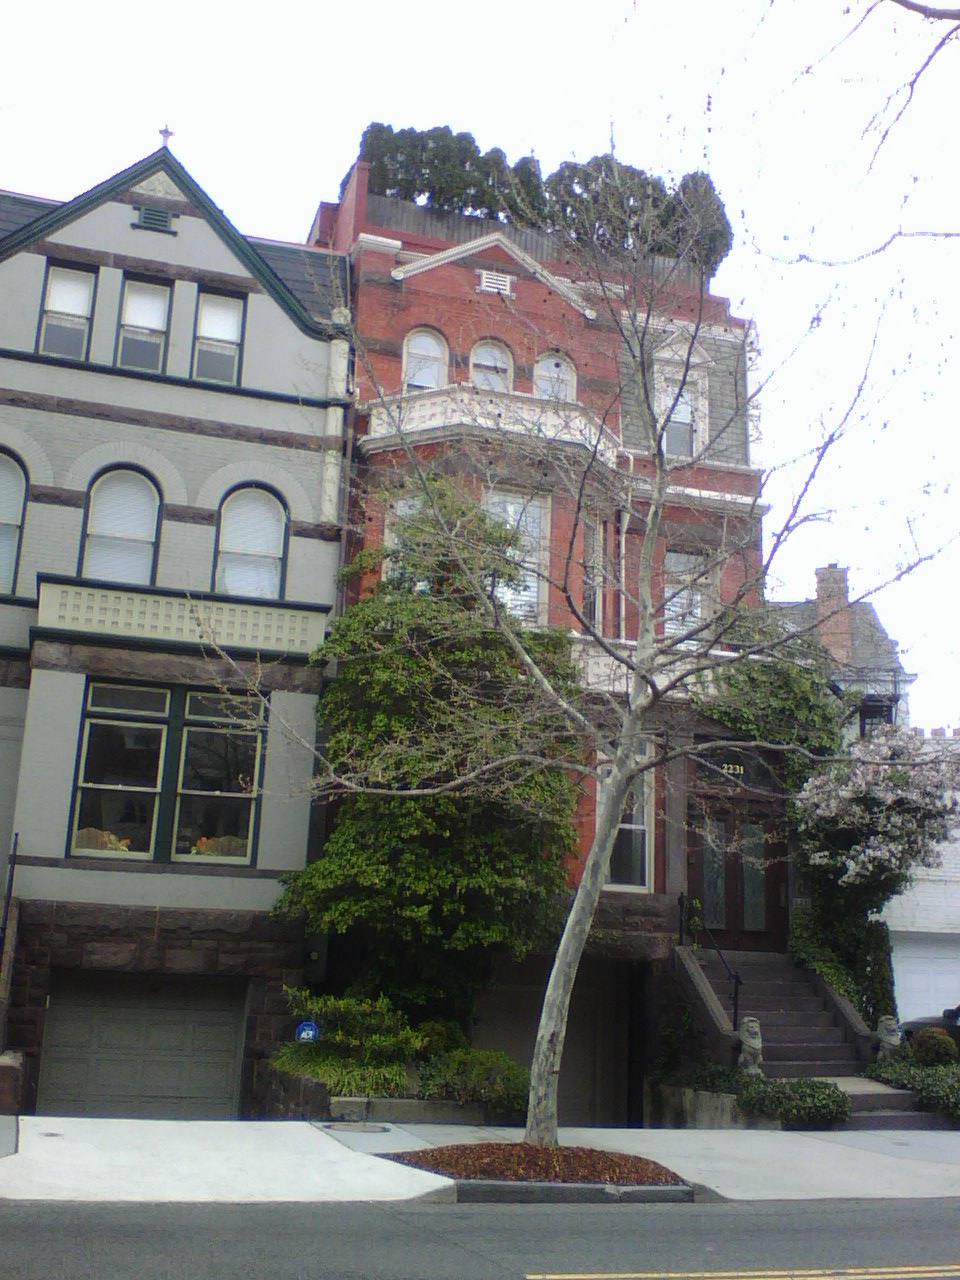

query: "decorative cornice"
left=389, top=232, right=597, bottom=320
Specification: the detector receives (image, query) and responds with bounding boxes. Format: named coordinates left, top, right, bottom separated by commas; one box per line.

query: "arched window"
left=0, top=454, right=26, bottom=594
left=470, top=341, right=513, bottom=392
left=82, top=469, right=160, bottom=585
left=534, top=352, right=576, bottom=402
left=215, top=487, right=287, bottom=599
left=403, top=330, right=446, bottom=393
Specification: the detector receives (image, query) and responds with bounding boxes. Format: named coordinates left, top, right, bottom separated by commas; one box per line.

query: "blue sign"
left=295, top=1020, right=319, bottom=1043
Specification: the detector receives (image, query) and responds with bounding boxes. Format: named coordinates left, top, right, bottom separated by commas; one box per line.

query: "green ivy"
left=788, top=906, right=896, bottom=1025
left=675, top=1062, right=850, bottom=1128
left=867, top=1055, right=960, bottom=1121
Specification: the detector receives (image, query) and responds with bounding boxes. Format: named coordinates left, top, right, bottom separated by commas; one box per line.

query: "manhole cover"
left=323, top=1122, right=391, bottom=1133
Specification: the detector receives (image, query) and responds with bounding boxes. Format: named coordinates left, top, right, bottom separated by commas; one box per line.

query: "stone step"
left=763, top=1061, right=862, bottom=1078
left=761, top=1025, right=845, bottom=1046
left=848, top=1089, right=918, bottom=1113
left=763, top=1042, right=857, bottom=1063
left=841, top=1110, right=956, bottom=1131
left=739, top=1010, right=835, bottom=1029
left=724, top=994, right=826, bottom=1013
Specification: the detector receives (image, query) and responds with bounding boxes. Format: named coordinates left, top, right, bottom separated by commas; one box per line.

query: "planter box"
left=645, top=1082, right=781, bottom=1130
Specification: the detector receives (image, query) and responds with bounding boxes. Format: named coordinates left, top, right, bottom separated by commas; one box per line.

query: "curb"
left=453, top=1179, right=694, bottom=1204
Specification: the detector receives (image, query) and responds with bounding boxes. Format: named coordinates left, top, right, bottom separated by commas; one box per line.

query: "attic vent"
left=132, top=206, right=177, bottom=234
left=477, top=269, right=513, bottom=297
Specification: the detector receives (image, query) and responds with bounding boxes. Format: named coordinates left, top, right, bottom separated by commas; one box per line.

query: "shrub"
left=418, top=1048, right=529, bottom=1116
left=414, top=1019, right=469, bottom=1058
left=868, top=1055, right=960, bottom=1121
left=910, top=1027, right=959, bottom=1067
left=283, top=991, right=423, bottom=1065
left=271, top=1044, right=409, bottom=1097
left=736, top=1075, right=851, bottom=1128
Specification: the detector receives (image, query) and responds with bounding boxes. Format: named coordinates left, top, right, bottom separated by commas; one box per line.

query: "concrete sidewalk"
left=3, top=1115, right=960, bottom=1203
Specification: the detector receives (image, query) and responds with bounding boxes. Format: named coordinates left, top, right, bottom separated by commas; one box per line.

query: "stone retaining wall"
left=5, top=901, right=305, bottom=1114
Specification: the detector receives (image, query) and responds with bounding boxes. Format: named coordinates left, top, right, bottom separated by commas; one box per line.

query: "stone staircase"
left=696, top=949, right=952, bottom=1130
left=698, top=949, right=861, bottom=1078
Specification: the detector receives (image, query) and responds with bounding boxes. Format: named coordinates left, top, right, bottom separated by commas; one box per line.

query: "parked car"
left=901, top=1005, right=960, bottom=1051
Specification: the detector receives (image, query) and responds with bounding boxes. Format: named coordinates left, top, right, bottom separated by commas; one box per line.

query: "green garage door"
left=37, top=974, right=247, bottom=1119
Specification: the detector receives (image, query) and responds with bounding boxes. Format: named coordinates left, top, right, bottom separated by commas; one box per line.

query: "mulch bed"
left=387, top=1141, right=684, bottom=1185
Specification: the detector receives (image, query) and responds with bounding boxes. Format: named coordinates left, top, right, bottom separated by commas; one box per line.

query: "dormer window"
left=664, top=386, right=695, bottom=457
left=477, top=269, right=514, bottom=297
left=471, top=341, right=513, bottom=392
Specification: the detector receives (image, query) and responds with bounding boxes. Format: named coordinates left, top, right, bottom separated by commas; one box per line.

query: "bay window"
left=72, top=684, right=263, bottom=864
left=483, top=491, right=546, bottom=623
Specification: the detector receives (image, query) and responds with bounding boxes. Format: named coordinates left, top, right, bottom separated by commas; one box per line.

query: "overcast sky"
left=3, top=1, right=957, bottom=728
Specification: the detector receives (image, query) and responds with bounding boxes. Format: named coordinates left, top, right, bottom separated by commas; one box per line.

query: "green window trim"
left=70, top=682, right=264, bottom=866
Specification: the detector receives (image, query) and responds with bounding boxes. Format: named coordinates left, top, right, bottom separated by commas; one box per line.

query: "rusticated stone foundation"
left=5, top=901, right=305, bottom=1115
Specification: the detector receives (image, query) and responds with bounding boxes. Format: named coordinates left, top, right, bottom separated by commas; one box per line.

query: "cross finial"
left=159, top=124, right=174, bottom=148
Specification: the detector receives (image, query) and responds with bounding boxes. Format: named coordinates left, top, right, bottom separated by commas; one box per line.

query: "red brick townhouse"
left=309, top=161, right=773, bottom=1122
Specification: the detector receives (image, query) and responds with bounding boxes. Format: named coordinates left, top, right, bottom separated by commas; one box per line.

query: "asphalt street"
left=2, top=1198, right=960, bottom=1280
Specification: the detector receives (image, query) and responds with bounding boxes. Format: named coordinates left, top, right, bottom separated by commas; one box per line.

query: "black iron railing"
left=0, top=834, right=17, bottom=966
left=678, top=892, right=742, bottom=1031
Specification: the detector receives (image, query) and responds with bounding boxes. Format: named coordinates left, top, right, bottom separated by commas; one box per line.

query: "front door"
left=690, top=808, right=787, bottom=951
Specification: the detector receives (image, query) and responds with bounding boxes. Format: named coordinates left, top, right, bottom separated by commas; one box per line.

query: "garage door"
left=37, top=974, right=247, bottom=1119
left=891, top=933, right=960, bottom=1022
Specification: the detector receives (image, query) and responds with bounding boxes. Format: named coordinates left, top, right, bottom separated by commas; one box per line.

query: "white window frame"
left=116, top=279, right=170, bottom=373
left=81, top=469, right=160, bottom=586
left=402, top=329, right=447, bottom=393
left=38, top=265, right=96, bottom=360
left=602, top=759, right=654, bottom=891
left=193, top=293, right=244, bottom=385
left=534, top=352, right=577, bottom=402
left=0, top=453, right=27, bottom=595
left=662, top=550, right=708, bottom=639
left=215, top=487, right=287, bottom=600
left=471, top=341, right=513, bottom=392
left=483, top=490, right=548, bottom=624
left=655, top=365, right=709, bottom=458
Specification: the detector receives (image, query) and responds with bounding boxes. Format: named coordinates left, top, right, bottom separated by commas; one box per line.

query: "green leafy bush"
left=736, top=1075, right=851, bottom=1128
left=867, top=1055, right=960, bottom=1120
left=272, top=1044, right=409, bottom=1098
left=418, top=1048, right=529, bottom=1116
left=788, top=906, right=896, bottom=1026
left=284, top=991, right=423, bottom=1064
left=910, top=1027, right=959, bottom=1067
left=670, top=1061, right=850, bottom=1128
left=414, top=1019, right=469, bottom=1058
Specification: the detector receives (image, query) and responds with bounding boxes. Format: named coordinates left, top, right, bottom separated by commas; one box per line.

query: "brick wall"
left=5, top=901, right=305, bottom=1115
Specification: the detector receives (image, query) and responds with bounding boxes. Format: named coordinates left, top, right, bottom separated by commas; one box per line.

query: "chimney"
left=814, top=564, right=852, bottom=664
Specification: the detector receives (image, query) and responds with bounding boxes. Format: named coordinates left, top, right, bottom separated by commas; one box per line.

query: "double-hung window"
left=471, top=342, right=513, bottom=392
left=403, top=330, right=446, bottom=392
left=534, top=352, right=576, bottom=402
left=193, top=293, right=244, bottom=384
left=483, top=491, right=545, bottom=623
left=664, top=386, right=695, bottom=457
left=38, top=266, right=95, bottom=360
left=82, top=469, right=160, bottom=585
left=603, top=765, right=653, bottom=890
left=663, top=550, right=706, bottom=639
left=72, top=684, right=263, bottom=863
left=215, top=487, right=286, bottom=599
left=117, top=280, right=170, bottom=373
left=0, top=454, right=26, bottom=594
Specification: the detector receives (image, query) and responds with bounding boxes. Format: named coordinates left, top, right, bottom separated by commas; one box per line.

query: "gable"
left=389, top=231, right=597, bottom=320
left=0, top=150, right=347, bottom=337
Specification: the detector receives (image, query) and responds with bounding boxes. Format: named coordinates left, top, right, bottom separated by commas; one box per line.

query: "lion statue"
left=738, top=1016, right=763, bottom=1075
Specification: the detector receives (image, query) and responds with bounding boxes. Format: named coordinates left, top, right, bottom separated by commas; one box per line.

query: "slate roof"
left=772, top=598, right=908, bottom=680
left=0, top=154, right=349, bottom=336
left=250, top=239, right=348, bottom=326
left=0, top=191, right=57, bottom=239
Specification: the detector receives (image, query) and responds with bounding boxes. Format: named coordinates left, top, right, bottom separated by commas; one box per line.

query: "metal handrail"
left=678, top=892, right=743, bottom=1031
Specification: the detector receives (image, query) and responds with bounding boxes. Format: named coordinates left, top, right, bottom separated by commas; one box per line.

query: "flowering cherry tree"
left=795, top=727, right=960, bottom=921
